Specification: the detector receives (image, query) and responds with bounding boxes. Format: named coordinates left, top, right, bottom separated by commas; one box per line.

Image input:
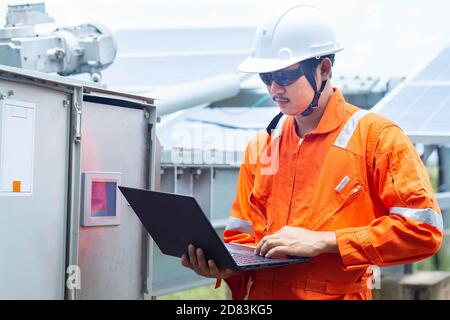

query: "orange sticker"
left=13, top=180, right=21, bottom=193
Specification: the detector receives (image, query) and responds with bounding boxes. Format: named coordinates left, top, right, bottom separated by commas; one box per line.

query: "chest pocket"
left=308, top=109, right=371, bottom=230
left=310, top=176, right=365, bottom=230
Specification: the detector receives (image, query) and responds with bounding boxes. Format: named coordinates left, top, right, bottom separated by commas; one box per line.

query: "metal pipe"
left=149, top=73, right=241, bottom=116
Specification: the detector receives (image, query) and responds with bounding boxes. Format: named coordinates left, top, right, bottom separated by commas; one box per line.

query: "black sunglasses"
left=259, top=63, right=305, bottom=87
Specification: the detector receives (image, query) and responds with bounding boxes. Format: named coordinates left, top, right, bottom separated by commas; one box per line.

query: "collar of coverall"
left=302, top=87, right=346, bottom=136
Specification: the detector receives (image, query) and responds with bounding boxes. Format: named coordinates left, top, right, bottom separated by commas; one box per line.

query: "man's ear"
left=319, top=58, right=333, bottom=80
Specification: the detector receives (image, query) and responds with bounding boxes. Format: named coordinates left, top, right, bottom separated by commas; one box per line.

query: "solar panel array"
left=374, top=46, right=450, bottom=135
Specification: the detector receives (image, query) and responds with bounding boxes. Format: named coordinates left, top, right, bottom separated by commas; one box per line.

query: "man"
left=181, top=4, right=443, bottom=300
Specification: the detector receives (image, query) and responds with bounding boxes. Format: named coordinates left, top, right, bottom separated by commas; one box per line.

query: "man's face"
left=264, top=63, right=316, bottom=116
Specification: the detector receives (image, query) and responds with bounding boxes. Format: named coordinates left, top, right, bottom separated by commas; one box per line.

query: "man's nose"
left=269, top=81, right=286, bottom=95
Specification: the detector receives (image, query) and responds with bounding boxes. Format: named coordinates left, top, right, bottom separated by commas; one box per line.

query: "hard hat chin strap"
left=300, top=56, right=330, bottom=117
left=301, top=79, right=327, bottom=117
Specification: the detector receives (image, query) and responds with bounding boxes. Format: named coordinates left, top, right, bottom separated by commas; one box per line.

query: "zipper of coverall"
left=247, top=139, right=280, bottom=233
left=284, top=137, right=303, bottom=226
left=248, top=192, right=268, bottom=233
left=249, top=115, right=291, bottom=233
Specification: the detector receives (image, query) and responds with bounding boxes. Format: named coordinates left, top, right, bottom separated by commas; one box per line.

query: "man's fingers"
left=265, top=246, right=288, bottom=259
left=255, top=241, right=262, bottom=255
left=184, top=246, right=239, bottom=279
left=181, top=254, right=193, bottom=270
left=255, top=234, right=278, bottom=255
left=208, top=260, right=237, bottom=279
left=259, top=238, right=283, bottom=257
left=224, top=268, right=238, bottom=278
left=208, top=259, right=221, bottom=278
left=255, top=236, right=268, bottom=255
left=265, top=247, right=281, bottom=259
left=196, top=248, right=209, bottom=272
left=188, top=244, right=198, bottom=267
left=259, top=240, right=271, bottom=257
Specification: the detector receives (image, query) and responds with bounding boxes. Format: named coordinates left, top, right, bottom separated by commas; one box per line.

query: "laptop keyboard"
left=230, top=251, right=272, bottom=265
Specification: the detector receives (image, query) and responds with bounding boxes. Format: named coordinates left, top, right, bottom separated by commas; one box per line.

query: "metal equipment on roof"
left=0, top=3, right=117, bottom=83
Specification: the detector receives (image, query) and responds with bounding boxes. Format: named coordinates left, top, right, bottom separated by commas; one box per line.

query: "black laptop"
left=119, top=186, right=308, bottom=271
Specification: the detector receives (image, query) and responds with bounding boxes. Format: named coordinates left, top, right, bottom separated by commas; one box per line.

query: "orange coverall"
left=219, top=88, right=443, bottom=300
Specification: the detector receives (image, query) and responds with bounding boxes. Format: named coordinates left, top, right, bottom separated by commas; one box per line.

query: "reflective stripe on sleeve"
left=390, top=207, right=444, bottom=231
left=225, top=216, right=256, bottom=235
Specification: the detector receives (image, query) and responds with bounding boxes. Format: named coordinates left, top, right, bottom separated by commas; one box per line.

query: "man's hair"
left=322, top=54, right=335, bottom=78
left=323, top=54, right=336, bottom=66
left=301, top=54, right=335, bottom=80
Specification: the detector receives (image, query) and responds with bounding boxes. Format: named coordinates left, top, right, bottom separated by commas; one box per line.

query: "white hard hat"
left=238, top=4, right=343, bottom=73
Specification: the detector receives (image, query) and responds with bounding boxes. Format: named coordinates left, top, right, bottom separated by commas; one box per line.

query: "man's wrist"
left=320, top=231, right=338, bottom=254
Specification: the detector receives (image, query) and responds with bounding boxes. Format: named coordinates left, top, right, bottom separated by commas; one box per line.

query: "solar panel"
left=374, top=45, right=450, bottom=140
left=377, top=85, right=450, bottom=132
left=413, top=47, right=450, bottom=82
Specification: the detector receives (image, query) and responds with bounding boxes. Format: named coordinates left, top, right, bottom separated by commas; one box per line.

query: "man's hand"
left=181, top=244, right=240, bottom=279
left=255, top=226, right=338, bottom=258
